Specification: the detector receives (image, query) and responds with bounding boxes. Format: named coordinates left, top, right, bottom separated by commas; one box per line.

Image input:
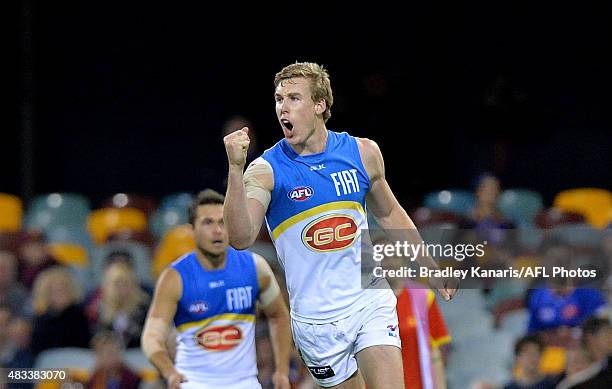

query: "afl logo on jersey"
left=188, top=301, right=209, bottom=314
left=195, top=325, right=243, bottom=351
left=288, top=186, right=314, bottom=201
left=302, top=214, right=358, bottom=252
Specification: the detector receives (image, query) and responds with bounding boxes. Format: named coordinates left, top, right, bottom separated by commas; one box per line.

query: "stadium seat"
left=34, top=347, right=95, bottom=378
left=45, top=225, right=93, bottom=248
left=0, top=193, right=23, bottom=232
left=551, top=223, right=602, bottom=248
left=446, top=331, right=513, bottom=388
left=103, top=193, right=158, bottom=217
left=25, top=193, right=90, bottom=232
left=423, top=190, right=475, bottom=216
left=160, top=192, right=194, bottom=210
left=87, top=207, right=148, bottom=245
left=48, top=242, right=88, bottom=267
left=498, top=189, right=544, bottom=227
left=499, top=308, right=529, bottom=340
left=150, top=205, right=189, bottom=239
left=535, top=208, right=586, bottom=228
left=554, top=188, right=612, bottom=228
left=90, top=241, right=154, bottom=289
left=152, top=225, right=195, bottom=278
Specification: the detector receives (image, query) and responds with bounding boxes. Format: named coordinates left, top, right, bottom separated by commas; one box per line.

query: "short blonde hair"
left=274, top=62, right=333, bottom=122
left=32, top=266, right=81, bottom=314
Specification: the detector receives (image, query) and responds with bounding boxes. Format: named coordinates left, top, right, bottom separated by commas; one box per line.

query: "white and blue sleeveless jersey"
left=171, top=248, right=259, bottom=384
left=256, top=130, right=392, bottom=323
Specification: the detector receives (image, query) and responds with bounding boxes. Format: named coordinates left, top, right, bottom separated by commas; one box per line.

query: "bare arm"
left=141, top=268, right=185, bottom=388
left=223, top=128, right=273, bottom=249
left=431, top=347, right=447, bottom=389
left=358, top=138, right=458, bottom=300
left=255, top=254, right=291, bottom=389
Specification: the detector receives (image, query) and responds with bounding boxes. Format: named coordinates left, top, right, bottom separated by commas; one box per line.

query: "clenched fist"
left=223, top=127, right=250, bottom=168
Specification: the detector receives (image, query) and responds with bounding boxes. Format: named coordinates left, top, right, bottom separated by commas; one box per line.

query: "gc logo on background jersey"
left=301, top=214, right=358, bottom=252
left=195, top=324, right=243, bottom=351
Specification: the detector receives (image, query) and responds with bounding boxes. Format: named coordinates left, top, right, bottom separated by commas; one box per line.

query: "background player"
left=141, top=189, right=292, bottom=389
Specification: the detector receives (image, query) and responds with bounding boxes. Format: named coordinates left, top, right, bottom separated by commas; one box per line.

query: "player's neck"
left=291, top=125, right=328, bottom=156
left=195, top=249, right=227, bottom=270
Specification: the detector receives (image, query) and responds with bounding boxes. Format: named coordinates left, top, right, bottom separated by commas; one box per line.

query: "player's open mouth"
left=281, top=119, right=293, bottom=131
left=212, top=240, right=223, bottom=244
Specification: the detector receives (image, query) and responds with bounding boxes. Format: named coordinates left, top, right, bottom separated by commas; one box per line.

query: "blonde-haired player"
left=223, top=63, right=458, bottom=388
left=141, top=189, right=291, bottom=389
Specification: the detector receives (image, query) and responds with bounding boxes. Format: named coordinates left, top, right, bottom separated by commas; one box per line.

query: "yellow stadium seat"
left=48, top=242, right=89, bottom=267
left=152, top=225, right=195, bottom=278
left=0, top=193, right=23, bottom=232
left=87, top=207, right=148, bottom=245
left=554, top=188, right=612, bottom=228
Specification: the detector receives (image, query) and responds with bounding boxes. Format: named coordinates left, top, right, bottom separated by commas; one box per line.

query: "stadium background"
left=2, top=1, right=611, bottom=388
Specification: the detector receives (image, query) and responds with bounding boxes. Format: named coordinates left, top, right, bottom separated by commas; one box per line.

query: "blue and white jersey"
left=255, top=130, right=391, bottom=323
left=171, top=248, right=259, bottom=384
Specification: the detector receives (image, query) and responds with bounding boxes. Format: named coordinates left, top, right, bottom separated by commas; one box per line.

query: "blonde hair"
left=274, top=62, right=334, bottom=122
left=32, top=266, right=81, bottom=314
left=100, top=261, right=148, bottom=324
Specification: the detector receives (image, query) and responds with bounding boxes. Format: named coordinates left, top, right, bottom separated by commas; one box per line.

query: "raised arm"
left=141, top=268, right=185, bottom=389
left=223, top=128, right=273, bottom=249
left=357, top=137, right=458, bottom=300
left=254, top=254, right=291, bottom=389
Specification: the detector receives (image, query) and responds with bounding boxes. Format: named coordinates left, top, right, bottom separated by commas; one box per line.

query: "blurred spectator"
left=503, top=335, right=558, bottom=389
left=560, top=316, right=612, bottom=388
left=3, top=316, right=35, bottom=368
left=0, top=304, right=13, bottom=366
left=30, top=266, right=91, bottom=355
left=555, top=346, right=593, bottom=389
left=527, top=282, right=606, bottom=334
left=87, top=331, right=141, bottom=389
left=527, top=240, right=606, bottom=334
left=17, top=230, right=58, bottom=289
left=468, top=173, right=512, bottom=226
left=87, top=261, right=150, bottom=348
left=0, top=250, right=31, bottom=317
left=463, top=173, right=513, bottom=245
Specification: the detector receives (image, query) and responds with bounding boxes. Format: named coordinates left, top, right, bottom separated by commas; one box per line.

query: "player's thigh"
left=291, top=318, right=359, bottom=388
left=356, top=345, right=404, bottom=389
left=315, top=369, right=365, bottom=389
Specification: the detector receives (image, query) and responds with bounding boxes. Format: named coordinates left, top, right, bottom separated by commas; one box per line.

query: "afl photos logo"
left=301, top=214, right=358, bottom=252
left=195, top=325, right=243, bottom=351
left=288, top=186, right=314, bottom=201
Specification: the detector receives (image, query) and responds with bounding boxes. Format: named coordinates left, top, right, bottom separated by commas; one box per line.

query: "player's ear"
left=314, top=99, right=327, bottom=115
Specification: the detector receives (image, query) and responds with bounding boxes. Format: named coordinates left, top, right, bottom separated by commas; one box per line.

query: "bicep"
left=147, top=268, right=181, bottom=322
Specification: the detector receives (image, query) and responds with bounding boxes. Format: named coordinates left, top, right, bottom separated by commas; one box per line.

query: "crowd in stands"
left=0, top=174, right=610, bottom=388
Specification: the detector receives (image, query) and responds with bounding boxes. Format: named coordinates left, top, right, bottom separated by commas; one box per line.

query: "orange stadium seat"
left=152, top=225, right=195, bottom=278
left=48, top=242, right=89, bottom=267
left=554, top=188, right=612, bottom=228
left=87, top=207, right=148, bottom=245
left=0, top=193, right=23, bottom=232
